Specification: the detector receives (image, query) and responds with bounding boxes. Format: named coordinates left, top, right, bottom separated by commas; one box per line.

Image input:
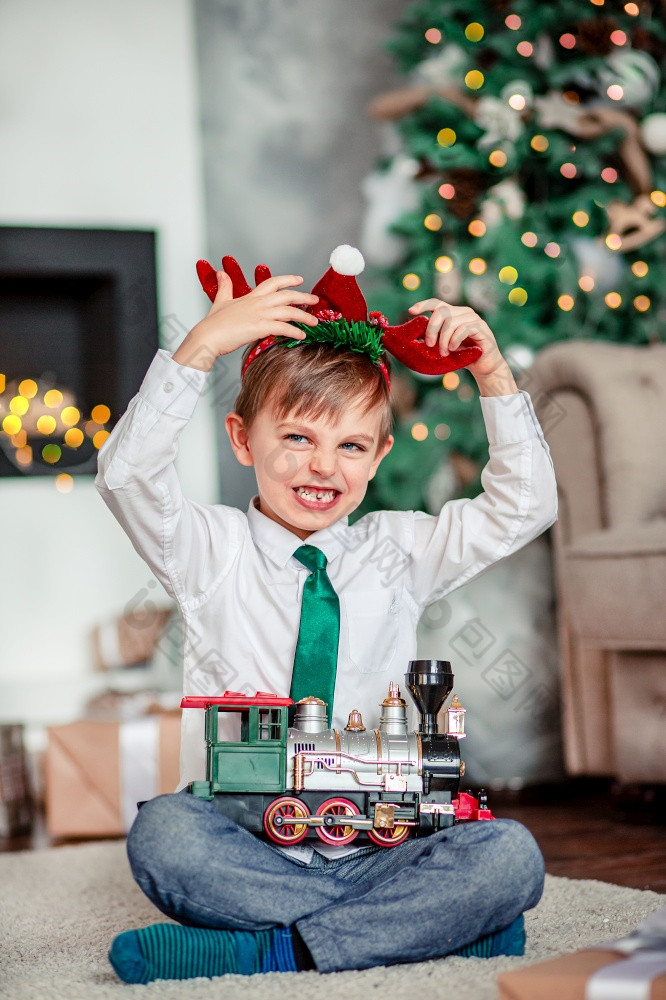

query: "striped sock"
left=108, top=923, right=298, bottom=984
left=450, top=914, right=526, bottom=958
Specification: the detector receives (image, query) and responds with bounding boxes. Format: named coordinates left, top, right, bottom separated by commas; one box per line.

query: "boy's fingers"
left=409, top=298, right=451, bottom=314
left=213, top=270, right=233, bottom=303
left=255, top=274, right=305, bottom=294
left=274, top=290, right=320, bottom=306
left=278, top=307, right=319, bottom=325
left=270, top=322, right=309, bottom=339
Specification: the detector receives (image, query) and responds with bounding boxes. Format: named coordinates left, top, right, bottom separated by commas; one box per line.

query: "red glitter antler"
left=380, top=316, right=482, bottom=376
left=196, top=257, right=273, bottom=303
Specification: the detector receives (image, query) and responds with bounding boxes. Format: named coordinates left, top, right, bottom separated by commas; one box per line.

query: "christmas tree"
left=356, top=0, right=666, bottom=515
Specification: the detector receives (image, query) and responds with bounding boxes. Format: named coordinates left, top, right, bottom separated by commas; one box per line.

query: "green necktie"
left=290, top=544, right=340, bottom=726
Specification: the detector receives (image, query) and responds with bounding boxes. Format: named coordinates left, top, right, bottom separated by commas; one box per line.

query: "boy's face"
left=226, top=396, right=394, bottom=540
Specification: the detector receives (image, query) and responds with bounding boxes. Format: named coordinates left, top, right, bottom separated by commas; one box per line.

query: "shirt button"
left=163, top=381, right=174, bottom=393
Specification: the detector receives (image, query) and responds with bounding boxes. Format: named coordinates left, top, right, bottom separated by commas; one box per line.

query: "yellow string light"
left=435, top=256, right=453, bottom=273
left=465, top=22, right=484, bottom=42
left=64, top=427, right=84, bottom=448
left=573, top=211, right=589, bottom=227
left=60, top=406, right=80, bottom=427
left=44, top=389, right=63, bottom=408
left=443, top=372, right=460, bottom=390
left=508, top=287, right=528, bottom=305
left=18, top=379, right=38, bottom=398
left=499, top=266, right=518, bottom=284
left=633, top=295, right=650, bottom=312
left=605, top=292, right=622, bottom=308
left=91, top=404, right=111, bottom=424
left=632, top=261, right=648, bottom=277
left=468, top=220, right=486, bottom=237
left=2, top=415, right=21, bottom=436
left=558, top=295, right=575, bottom=311
left=403, top=273, right=421, bottom=290
left=9, top=396, right=29, bottom=416
left=36, top=415, right=57, bottom=435
left=464, top=70, right=485, bottom=90
left=411, top=422, right=428, bottom=441
left=93, top=430, right=110, bottom=450
left=437, top=128, right=456, bottom=147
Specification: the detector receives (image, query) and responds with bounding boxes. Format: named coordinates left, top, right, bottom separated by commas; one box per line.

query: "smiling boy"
left=97, top=246, right=557, bottom=984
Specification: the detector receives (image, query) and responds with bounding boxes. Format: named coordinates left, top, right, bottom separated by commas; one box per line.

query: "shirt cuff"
left=480, top=389, right=545, bottom=446
left=138, top=349, right=211, bottom=419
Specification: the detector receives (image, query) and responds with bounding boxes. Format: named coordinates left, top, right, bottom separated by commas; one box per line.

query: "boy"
left=97, top=247, right=557, bottom=984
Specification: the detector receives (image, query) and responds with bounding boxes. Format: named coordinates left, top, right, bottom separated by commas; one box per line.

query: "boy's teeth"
left=295, top=487, right=337, bottom=501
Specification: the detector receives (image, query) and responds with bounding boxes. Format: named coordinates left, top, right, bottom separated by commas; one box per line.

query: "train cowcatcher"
left=180, top=659, right=494, bottom=849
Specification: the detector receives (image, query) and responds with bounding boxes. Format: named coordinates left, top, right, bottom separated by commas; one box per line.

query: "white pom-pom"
left=329, top=245, right=365, bottom=276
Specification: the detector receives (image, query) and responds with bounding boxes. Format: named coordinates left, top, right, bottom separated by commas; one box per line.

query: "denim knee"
left=493, top=818, right=545, bottom=910
left=126, top=792, right=189, bottom=882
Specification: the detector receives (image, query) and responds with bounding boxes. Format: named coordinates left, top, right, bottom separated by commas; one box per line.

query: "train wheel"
left=315, top=798, right=360, bottom=846
left=263, top=796, right=310, bottom=845
left=367, top=823, right=410, bottom=847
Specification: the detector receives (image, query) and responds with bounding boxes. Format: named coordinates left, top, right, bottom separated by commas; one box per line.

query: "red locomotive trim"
left=451, top=791, right=495, bottom=822
left=181, top=691, right=294, bottom=710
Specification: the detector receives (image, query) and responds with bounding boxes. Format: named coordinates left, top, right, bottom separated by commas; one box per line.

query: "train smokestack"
left=405, top=659, right=454, bottom=735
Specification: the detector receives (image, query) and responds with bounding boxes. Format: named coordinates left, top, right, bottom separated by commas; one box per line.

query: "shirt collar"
left=246, top=495, right=350, bottom=569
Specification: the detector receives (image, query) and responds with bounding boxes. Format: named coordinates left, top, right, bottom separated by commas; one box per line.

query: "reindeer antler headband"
left=196, top=245, right=482, bottom=389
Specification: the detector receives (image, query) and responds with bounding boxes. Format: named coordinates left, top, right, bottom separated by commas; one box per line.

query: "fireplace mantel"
left=0, top=226, right=159, bottom=477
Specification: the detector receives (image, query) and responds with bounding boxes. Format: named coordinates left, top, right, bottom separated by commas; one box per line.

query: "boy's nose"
left=308, top=450, right=337, bottom=480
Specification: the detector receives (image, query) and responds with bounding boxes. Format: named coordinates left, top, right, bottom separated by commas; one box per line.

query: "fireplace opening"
left=0, top=227, right=159, bottom=478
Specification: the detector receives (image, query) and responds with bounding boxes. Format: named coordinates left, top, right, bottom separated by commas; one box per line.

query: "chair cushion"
left=562, top=520, right=666, bottom=647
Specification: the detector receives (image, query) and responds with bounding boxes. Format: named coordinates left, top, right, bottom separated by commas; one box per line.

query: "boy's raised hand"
left=173, top=271, right=319, bottom=372
left=408, top=298, right=517, bottom=396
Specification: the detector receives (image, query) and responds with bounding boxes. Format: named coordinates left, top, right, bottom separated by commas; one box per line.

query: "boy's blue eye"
left=285, top=434, right=364, bottom=452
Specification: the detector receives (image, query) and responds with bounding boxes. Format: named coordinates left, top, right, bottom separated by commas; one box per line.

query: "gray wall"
left=194, top=0, right=406, bottom=507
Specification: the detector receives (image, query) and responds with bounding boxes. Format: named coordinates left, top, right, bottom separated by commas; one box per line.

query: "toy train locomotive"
left=181, top=659, right=493, bottom=849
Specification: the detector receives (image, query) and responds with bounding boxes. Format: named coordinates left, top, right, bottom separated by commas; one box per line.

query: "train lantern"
left=181, top=659, right=493, bottom=848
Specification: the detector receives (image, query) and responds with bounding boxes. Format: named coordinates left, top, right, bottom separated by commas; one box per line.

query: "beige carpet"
left=1, top=840, right=664, bottom=1000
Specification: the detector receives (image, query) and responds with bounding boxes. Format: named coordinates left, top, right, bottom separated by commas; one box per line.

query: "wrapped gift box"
left=498, top=938, right=666, bottom=1000
left=45, top=714, right=181, bottom=838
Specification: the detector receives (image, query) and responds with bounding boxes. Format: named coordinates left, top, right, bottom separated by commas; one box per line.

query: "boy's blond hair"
left=234, top=342, right=393, bottom=452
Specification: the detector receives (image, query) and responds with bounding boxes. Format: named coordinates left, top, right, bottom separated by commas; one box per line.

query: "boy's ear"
left=225, top=412, right=255, bottom=468
left=368, top=434, right=394, bottom=481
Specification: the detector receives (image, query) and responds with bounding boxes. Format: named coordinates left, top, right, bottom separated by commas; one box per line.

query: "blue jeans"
left=127, top=791, right=544, bottom=973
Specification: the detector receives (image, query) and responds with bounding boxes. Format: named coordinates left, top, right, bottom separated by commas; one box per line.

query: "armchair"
left=522, top=340, right=666, bottom=783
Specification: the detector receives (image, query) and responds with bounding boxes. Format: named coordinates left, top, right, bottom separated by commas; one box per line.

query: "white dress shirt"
left=96, top=349, right=557, bottom=858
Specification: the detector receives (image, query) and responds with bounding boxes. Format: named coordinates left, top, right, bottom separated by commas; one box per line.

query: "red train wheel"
left=263, top=796, right=309, bottom=845
left=367, top=823, right=410, bottom=847
left=315, top=798, right=360, bottom=846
